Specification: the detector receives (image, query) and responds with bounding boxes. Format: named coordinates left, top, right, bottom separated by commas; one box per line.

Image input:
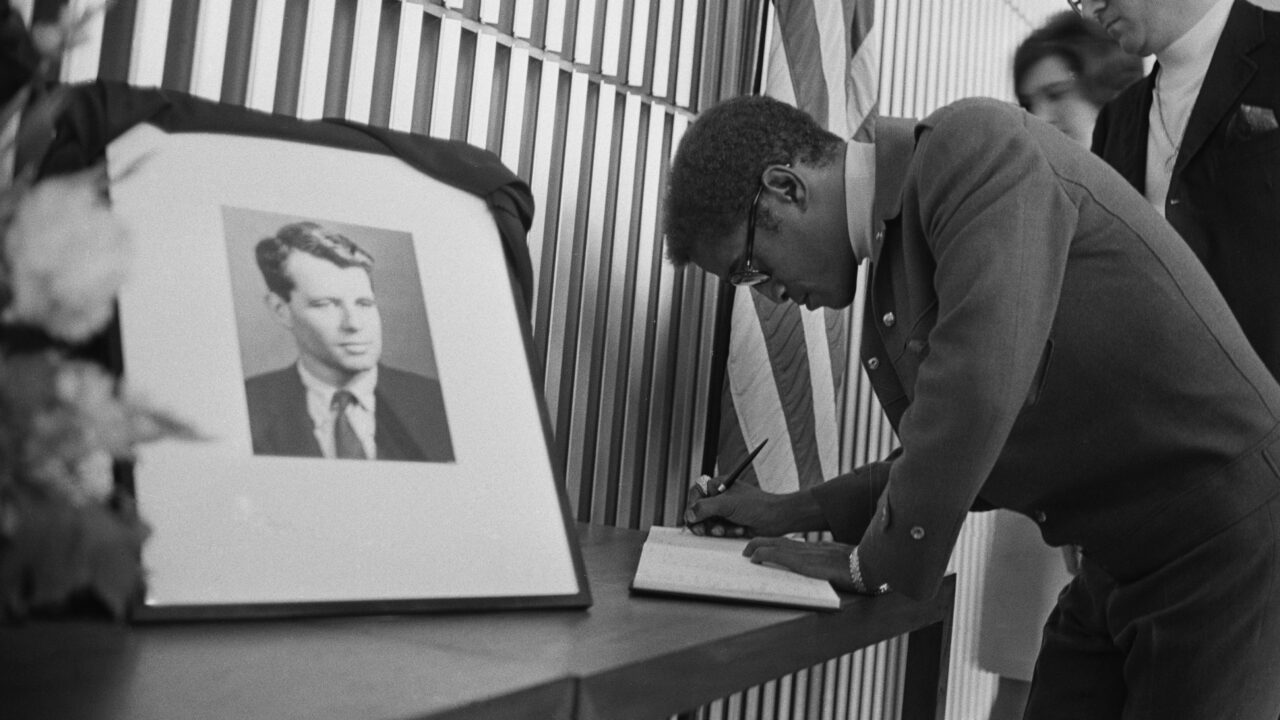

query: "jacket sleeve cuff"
left=811, top=457, right=895, bottom=544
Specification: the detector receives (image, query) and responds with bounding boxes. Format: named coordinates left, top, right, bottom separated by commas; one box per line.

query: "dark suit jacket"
left=1092, top=0, right=1280, bottom=377
left=245, top=364, right=455, bottom=462
left=810, top=99, right=1280, bottom=599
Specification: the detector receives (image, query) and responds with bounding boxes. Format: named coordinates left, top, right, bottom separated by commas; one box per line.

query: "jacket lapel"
left=1176, top=0, right=1264, bottom=175
left=278, top=369, right=324, bottom=457
left=373, top=386, right=418, bottom=461
left=863, top=117, right=917, bottom=427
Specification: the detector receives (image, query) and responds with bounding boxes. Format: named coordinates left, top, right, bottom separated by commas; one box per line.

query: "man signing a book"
left=667, top=95, right=1280, bottom=719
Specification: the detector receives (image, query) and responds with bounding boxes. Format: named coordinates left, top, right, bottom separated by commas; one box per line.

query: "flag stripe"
left=755, top=297, right=825, bottom=490
left=773, top=1, right=829, bottom=125
left=726, top=0, right=876, bottom=495
left=847, top=28, right=878, bottom=140
left=727, top=290, right=801, bottom=491
left=763, top=14, right=798, bottom=108
left=813, top=0, right=851, bottom=133
left=804, top=307, right=839, bottom=480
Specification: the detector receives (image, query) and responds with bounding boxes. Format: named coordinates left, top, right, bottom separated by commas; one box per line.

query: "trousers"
left=1024, top=493, right=1280, bottom=719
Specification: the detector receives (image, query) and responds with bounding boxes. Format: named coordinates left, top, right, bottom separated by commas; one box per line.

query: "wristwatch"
left=848, top=546, right=890, bottom=595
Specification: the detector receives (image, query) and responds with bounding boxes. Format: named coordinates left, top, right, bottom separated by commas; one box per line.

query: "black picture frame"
left=41, top=82, right=590, bottom=620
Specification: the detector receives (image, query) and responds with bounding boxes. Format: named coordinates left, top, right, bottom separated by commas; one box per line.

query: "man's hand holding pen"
left=684, top=438, right=870, bottom=591
left=685, top=439, right=767, bottom=537
left=684, top=439, right=827, bottom=539
left=686, top=480, right=773, bottom=537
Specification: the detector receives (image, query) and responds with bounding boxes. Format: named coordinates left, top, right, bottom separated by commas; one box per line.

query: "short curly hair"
left=663, top=95, right=843, bottom=266
left=1013, top=11, right=1144, bottom=109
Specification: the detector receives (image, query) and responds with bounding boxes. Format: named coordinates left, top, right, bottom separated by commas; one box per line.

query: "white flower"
left=2, top=165, right=131, bottom=342
left=73, top=449, right=116, bottom=504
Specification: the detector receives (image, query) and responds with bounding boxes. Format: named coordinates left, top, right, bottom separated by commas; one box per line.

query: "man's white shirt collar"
left=296, top=362, right=378, bottom=458
left=844, top=138, right=877, bottom=263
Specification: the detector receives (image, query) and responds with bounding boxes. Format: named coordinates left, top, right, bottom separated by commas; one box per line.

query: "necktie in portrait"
left=331, top=390, right=367, bottom=460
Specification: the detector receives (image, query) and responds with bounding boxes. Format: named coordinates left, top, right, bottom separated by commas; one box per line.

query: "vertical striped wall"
left=11, top=0, right=1067, bottom=718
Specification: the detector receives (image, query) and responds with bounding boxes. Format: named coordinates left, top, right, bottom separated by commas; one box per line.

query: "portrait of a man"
left=241, top=219, right=455, bottom=462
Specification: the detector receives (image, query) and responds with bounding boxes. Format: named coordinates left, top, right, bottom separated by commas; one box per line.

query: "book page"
left=631, top=526, right=841, bottom=611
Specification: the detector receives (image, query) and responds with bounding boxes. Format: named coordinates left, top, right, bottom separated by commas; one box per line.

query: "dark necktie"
left=331, top=390, right=367, bottom=460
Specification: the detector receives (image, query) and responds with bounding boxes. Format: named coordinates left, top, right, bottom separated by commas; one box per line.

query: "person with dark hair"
left=245, top=221, right=454, bottom=463
left=670, top=94, right=1280, bottom=718
left=1013, top=11, right=1144, bottom=145
left=976, top=14, right=1144, bottom=720
left=1085, top=0, right=1280, bottom=380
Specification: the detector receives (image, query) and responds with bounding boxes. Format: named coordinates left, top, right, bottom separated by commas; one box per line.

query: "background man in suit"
left=977, top=13, right=1146, bottom=720
left=1086, top=0, right=1280, bottom=377
left=667, top=95, right=1280, bottom=718
left=246, top=221, right=454, bottom=462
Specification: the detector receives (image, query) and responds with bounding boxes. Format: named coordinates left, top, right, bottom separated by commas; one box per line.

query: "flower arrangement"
left=0, top=2, right=196, bottom=620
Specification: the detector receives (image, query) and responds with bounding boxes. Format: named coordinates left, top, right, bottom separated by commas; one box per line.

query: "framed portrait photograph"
left=80, top=86, right=588, bottom=619
left=224, top=207, right=455, bottom=464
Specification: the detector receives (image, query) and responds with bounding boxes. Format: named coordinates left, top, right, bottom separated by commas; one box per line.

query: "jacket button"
left=1035, top=511, right=1047, bottom=523
left=910, top=526, right=925, bottom=540
left=867, top=357, right=880, bottom=370
left=882, top=312, right=896, bottom=327
left=875, top=229, right=885, bottom=244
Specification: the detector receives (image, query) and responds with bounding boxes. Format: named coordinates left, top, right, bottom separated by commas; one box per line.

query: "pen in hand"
left=712, top=438, right=768, bottom=495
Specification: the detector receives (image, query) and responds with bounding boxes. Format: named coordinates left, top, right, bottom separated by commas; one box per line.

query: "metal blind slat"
left=127, top=0, right=169, bottom=86
left=244, top=0, right=284, bottom=112
left=320, top=0, right=354, bottom=117
left=366, top=1, right=404, bottom=127
left=388, top=3, right=425, bottom=131
left=272, top=0, right=311, bottom=115
left=341, top=0, right=384, bottom=122
left=465, top=32, right=498, bottom=147
left=293, top=0, right=333, bottom=118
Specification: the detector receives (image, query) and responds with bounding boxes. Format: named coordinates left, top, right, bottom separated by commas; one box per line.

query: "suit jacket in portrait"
left=1092, top=0, right=1280, bottom=377
left=810, top=99, right=1280, bottom=600
left=244, top=364, right=455, bottom=462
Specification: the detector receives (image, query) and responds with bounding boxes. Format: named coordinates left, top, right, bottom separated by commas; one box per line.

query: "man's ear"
left=265, top=291, right=293, bottom=329
left=761, top=164, right=805, bottom=208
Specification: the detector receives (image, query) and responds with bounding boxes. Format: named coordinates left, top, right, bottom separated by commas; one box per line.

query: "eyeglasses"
left=729, top=185, right=770, bottom=287
left=1066, top=0, right=1084, bottom=15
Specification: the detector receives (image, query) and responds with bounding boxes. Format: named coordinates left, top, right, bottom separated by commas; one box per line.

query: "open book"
left=630, top=526, right=842, bottom=611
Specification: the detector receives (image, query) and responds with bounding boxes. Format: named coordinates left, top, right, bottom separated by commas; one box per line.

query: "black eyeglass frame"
left=729, top=184, right=770, bottom=287
left=1066, top=0, right=1084, bottom=15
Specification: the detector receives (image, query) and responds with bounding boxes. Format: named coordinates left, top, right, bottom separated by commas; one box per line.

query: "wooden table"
left=0, top=523, right=954, bottom=720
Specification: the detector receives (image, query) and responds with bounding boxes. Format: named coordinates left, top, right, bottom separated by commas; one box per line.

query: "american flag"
left=715, top=0, right=879, bottom=494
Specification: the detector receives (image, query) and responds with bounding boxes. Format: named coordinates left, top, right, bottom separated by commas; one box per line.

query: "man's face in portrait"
left=269, top=251, right=383, bottom=386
